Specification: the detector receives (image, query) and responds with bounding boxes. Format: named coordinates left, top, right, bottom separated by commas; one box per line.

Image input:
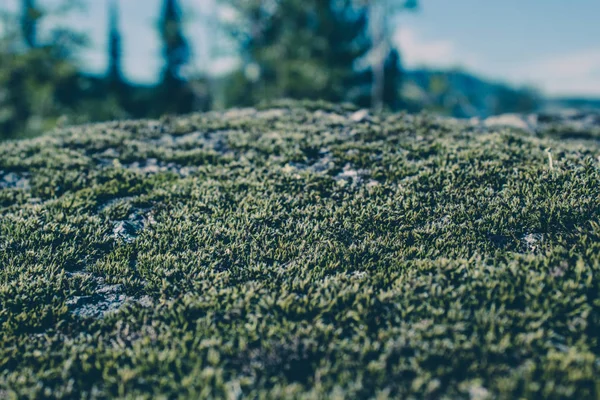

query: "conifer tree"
left=157, top=0, right=193, bottom=115
left=382, top=48, right=403, bottom=110
left=222, top=0, right=373, bottom=106
left=369, top=0, right=418, bottom=110
left=107, top=0, right=123, bottom=88
left=21, top=0, right=40, bottom=48
left=1, top=0, right=85, bottom=138
left=315, top=0, right=372, bottom=105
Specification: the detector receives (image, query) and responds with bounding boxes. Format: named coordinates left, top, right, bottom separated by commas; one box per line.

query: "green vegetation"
left=220, top=0, right=415, bottom=110
left=0, top=0, right=209, bottom=140
left=1, top=102, right=600, bottom=398
left=1, top=0, right=544, bottom=141
left=0, top=0, right=88, bottom=140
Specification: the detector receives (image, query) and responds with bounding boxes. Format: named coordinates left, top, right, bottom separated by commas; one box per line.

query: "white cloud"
left=393, top=26, right=600, bottom=97
left=504, top=49, right=600, bottom=97
left=393, top=26, right=478, bottom=70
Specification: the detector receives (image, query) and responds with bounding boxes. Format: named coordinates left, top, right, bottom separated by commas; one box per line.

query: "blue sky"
left=395, top=0, right=600, bottom=97
left=2, top=0, right=600, bottom=97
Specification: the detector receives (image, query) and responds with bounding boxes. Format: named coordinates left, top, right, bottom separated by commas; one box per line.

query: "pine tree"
left=307, top=0, right=373, bottom=105
left=222, top=0, right=373, bottom=106
left=107, top=0, right=123, bottom=88
left=222, top=0, right=311, bottom=104
left=157, top=0, right=193, bottom=115
left=222, top=0, right=418, bottom=108
left=21, top=0, right=40, bottom=48
left=1, top=0, right=84, bottom=138
left=369, top=0, right=418, bottom=110
left=382, top=48, right=403, bottom=110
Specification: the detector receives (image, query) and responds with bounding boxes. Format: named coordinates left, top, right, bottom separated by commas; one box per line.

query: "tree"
left=368, top=0, right=417, bottom=110
left=107, top=0, right=124, bottom=88
left=156, top=0, right=194, bottom=115
left=316, top=0, right=373, bottom=105
left=221, top=0, right=373, bottom=107
left=221, top=0, right=417, bottom=109
left=0, top=1, right=90, bottom=139
left=381, top=47, right=403, bottom=110
left=20, top=0, right=41, bottom=48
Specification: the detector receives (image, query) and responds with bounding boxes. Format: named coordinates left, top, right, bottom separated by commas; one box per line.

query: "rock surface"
left=1, top=101, right=599, bottom=398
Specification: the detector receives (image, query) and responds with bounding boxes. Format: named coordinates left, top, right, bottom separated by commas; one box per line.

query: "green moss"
left=1, top=103, right=600, bottom=399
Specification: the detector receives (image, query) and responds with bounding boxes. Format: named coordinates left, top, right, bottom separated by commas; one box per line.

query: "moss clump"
left=1, top=103, right=600, bottom=399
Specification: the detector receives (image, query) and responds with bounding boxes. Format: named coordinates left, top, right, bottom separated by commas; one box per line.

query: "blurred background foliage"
left=0, top=0, right=545, bottom=140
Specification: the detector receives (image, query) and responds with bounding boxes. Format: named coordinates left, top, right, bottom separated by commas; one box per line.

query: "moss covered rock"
left=1, top=102, right=600, bottom=398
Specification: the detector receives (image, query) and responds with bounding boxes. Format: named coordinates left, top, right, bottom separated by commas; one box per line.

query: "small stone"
left=350, top=109, right=369, bottom=122
left=0, top=172, right=30, bottom=190
left=550, top=261, right=569, bottom=278
left=350, top=271, right=367, bottom=279
left=137, top=295, right=153, bottom=307
left=113, top=219, right=143, bottom=243
left=484, top=114, right=535, bottom=133
left=468, top=384, right=490, bottom=400
left=522, top=233, right=544, bottom=252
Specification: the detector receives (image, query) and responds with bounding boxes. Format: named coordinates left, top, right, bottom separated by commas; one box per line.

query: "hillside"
left=402, top=68, right=541, bottom=118
left=1, top=101, right=600, bottom=399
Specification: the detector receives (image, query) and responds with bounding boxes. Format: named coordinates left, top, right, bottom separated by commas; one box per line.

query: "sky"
left=2, top=0, right=600, bottom=98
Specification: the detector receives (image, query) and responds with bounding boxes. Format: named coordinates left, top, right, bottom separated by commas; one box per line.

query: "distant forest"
left=0, top=0, right=542, bottom=139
